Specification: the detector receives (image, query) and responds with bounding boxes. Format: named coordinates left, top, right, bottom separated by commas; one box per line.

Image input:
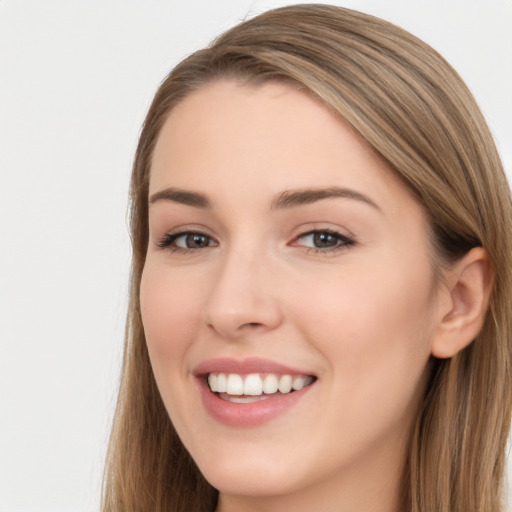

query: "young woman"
left=102, top=4, right=512, bottom=511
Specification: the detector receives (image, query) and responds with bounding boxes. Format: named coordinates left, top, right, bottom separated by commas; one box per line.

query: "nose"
left=203, top=248, right=284, bottom=340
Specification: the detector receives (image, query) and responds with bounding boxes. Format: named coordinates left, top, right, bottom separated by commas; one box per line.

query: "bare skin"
left=141, top=80, right=490, bottom=512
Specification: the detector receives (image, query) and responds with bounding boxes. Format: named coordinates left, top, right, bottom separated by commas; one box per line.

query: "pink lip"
left=193, top=357, right=316, bottom=427
left=193, top=357, right=315, bottom=377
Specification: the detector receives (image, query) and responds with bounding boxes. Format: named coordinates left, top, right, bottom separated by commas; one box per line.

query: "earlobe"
left=431, top=247, right=493, bottom=359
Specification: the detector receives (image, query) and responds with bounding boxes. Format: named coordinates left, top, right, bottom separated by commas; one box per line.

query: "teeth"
left=278, top=375, right=292, bottom=393
left=226, top=374, right=244, bottom=395
left=292, top=376, right=308, bottom=390
left=207, top=372, right=314, bottom=396
left=262, top=374, right=279, bottom=394
left=244, top=374, right=263, bottom=395
left=217, top=373, right=227, bottom=392
left=207, top=373, right=217, bottom=391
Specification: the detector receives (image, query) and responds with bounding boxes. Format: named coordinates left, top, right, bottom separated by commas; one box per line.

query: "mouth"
left=206, top=372, right=316, bottom=404
left=193, top=357, right=317, bottom=426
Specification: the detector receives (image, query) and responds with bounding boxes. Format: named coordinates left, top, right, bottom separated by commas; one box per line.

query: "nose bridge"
left=203, top=239, right=282, bottom=339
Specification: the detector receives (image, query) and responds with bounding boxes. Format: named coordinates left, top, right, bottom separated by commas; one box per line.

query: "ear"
left=431, top=247, right=493, bottom=359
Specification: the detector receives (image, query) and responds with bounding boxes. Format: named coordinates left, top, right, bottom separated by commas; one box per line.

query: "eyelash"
left=294, top=229, right=356, bottom=253
left=156, top=229, right=356, bottom=254
left=156, top=231, right=217, bottom=253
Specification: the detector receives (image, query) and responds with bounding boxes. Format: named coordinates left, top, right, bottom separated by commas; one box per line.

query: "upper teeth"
left=207, top=373, right=314, bottom=396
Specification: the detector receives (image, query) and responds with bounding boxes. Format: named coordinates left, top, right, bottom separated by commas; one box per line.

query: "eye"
left=157, top=231, right=217, bottom=251
left=294, top=230, right=355, bottom=251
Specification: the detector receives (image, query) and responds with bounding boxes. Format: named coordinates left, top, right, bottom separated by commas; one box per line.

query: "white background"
left=0, top=1, right=510, bottom=511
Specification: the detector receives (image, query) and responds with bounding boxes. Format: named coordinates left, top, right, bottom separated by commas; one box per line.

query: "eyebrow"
left=271, top=187, right=381, bottom=211
left=148, top=185, right=380, bottom=211
left=149, top=187, right=210, bottom=208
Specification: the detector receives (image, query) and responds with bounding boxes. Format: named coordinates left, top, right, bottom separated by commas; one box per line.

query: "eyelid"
left=159, top=232, right=215, bottom=248
left=290, top=226, right=357, bottom=253
left=153, top=224, right=356, bottom=254
left=155, top=225, right=218, bottom=251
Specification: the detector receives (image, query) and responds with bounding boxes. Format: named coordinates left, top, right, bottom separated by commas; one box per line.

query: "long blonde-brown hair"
left=102, top=4, right=512, bottom=511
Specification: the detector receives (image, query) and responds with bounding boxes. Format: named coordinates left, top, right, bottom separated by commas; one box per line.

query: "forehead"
left=149, top=80, right=418, bottom=217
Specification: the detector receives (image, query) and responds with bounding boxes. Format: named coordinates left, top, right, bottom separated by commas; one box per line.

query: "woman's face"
left=141, top=81, right=441, bottom=507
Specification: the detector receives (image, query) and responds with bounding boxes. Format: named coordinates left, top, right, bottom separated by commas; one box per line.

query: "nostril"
left=204, top=296, right=283, bottom=338
left=240, top=322, right=265, bottom=331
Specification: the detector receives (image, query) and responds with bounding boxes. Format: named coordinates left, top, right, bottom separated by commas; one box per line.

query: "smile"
left=194, top=358, right=317, bottom=426
left=207, top=372, right=315, bottom=402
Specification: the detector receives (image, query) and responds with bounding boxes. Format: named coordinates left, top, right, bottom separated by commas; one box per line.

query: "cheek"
left=139, top=263, right=204, bottom=371
left=297, top=263, right=433, bottom=339
left=292, top=257, right=435, bottom=399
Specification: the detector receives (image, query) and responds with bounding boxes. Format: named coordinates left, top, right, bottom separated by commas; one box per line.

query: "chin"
left=196, top=451, right=306, bottom=497
left=207, top=473, right=297, bottom=498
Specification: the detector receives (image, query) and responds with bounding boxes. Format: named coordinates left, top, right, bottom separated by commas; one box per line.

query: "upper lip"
left=193, top=357, right=316, bottom=377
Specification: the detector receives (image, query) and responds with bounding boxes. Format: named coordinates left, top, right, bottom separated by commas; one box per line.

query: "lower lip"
left=197, top=378, right=314, bottom=427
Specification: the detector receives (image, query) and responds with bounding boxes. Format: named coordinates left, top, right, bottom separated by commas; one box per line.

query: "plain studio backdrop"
left=0, top=1, right=510, bottom=511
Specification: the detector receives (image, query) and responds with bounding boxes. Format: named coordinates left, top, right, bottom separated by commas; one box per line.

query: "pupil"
left=314, top=232, right=337, bottom=247
left=187, top=234, right=208, bottom=248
